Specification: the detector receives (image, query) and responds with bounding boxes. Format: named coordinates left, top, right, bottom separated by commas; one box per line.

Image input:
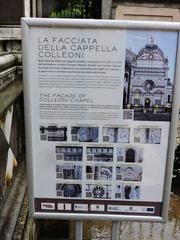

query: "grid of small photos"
left=40, top=125, right=161, bottom=144
left=39, top=124, right=162, bottom=201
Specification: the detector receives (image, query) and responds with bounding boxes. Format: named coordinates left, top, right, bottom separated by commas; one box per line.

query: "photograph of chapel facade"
left=123, top=31, right=178, bottom=121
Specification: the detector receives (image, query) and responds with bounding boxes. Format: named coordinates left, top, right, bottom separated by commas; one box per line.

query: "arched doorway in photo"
left=126, top=148, right=135, bottom=162
left=145, top=98, right=151, bottom=108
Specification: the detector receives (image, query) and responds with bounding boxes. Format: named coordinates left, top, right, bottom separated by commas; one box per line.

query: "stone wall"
left=102, top=0, right=180, bottom=20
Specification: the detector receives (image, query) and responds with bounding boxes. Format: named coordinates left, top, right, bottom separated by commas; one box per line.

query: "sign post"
left=112, top=221, right=120, bottom=240
left=22, top=18, right=180, bottom=224
left=75, top=220, right=83, bottom=240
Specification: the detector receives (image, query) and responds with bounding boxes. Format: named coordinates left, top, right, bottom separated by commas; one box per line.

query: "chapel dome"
left=137, top=37, right=166, bottom=61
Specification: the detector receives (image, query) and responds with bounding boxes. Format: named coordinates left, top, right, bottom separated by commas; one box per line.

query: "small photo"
left=71, top=127, right=98, bottom=142
left=86, top=147, right=114, bottom=162
left=56, top=184, right=82, bottom=198
left=115, top=184, right=122, bottom=199
left=85, top=184, right=112, bottom=199
left=56, top=164, right=82, bottom=180
left=55, top=146, right=83, bottom=161
left=117, top=146, right=143, bottom=163
left=40, top=125, right=67, bottom=141
left=134, top=128, right=161, bottom=144
left=86, top=165, right=113, bottom=181
left=122, top=184, right=141, bottom=200
left=116, top=165, right=142, bottom=181
left=123, top=30, right=178, bottom=121
left=103, top=127, right=130, bottom=143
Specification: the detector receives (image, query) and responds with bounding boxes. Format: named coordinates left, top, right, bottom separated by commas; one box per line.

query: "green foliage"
left=173, top=145, right=180, bottom=181
left=49, top=8, right=82, bottom=18
left=49, top=0, right=93, bottom=19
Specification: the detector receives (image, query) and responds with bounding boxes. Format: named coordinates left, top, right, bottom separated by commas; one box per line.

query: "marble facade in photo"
left=124, top=37, right=173, bottom=115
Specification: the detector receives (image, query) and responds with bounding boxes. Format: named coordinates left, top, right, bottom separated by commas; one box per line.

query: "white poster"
left=22, top=20, right=178, bottom=219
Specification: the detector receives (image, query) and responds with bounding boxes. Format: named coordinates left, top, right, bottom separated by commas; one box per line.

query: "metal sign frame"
left=22, top=18, right=180, bottom=222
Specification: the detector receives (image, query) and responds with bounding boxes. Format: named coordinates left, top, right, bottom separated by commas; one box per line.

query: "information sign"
left=22, top=18, right=180, bottom=221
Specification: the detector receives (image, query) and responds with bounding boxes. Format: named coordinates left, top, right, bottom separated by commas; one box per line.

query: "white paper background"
left=28, top=27, right=169, bottom=203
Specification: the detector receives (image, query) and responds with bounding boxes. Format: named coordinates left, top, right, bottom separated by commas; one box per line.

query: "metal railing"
left=0, top=38, right=34, bottom=239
